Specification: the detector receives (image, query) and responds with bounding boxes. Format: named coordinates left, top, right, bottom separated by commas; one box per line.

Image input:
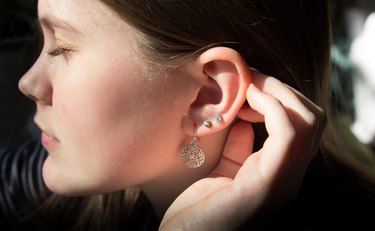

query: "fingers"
left=216, top=70, right=327, bottom=186
left=236, top=71, right=327, bottom=180
left=249, top=71, right=326, bottom=160
left=283, top=84, right=327, bottom=153
left=251, top=70, right=319, bottom=127
left=244, top=84, right=297, bottom=175
left=237, top=105, right=263, bottom=122
left=210, top=120, right=254, bottom=178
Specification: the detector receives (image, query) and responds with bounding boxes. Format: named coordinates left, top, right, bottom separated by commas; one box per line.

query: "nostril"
left=25, top=93, right=39, bottom=102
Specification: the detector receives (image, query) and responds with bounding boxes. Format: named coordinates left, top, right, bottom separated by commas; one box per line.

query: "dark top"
left=0, top=139, right=48, bottom=229
left=0, top=139, right=158, bottom=231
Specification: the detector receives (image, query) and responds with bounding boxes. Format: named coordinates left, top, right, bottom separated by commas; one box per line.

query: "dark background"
left=0, top=0, right=40, bottom=147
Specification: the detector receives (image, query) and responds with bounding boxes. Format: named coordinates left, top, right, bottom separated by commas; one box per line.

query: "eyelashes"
left=40, top=24, right=76, bottom=60
left=47, top=43, right=76, bottom=60
left=48, top=46, right=73, bottom=57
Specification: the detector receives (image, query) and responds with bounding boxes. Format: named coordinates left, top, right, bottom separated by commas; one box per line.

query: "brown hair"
left=23, top=0, right=375, bottom=229
left=101, top=0, right=331, bottom=106
left=99, top=0, right=375, bottom=188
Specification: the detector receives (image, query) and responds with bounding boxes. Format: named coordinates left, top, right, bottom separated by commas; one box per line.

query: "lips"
left=41, top=131, right=60, bottom=148
left=35, top=119, right=60, bottom=148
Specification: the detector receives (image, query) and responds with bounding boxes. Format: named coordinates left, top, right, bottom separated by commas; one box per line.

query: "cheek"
left=48, top=62, right=183, bottom=191
left=54, top=65, right=141, bottom=151
left=45, top=46, right=198, bottom=195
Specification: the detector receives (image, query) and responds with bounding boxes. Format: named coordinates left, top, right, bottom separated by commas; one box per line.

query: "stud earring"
left=179, top=127, right=205, bottom=168
left=215, top=115, right=223, bottom=124
left=203, top=120, right=213, bottom=128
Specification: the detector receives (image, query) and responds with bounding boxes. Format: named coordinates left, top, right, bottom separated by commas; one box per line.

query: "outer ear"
left=182, top=47, right=252, bottom=136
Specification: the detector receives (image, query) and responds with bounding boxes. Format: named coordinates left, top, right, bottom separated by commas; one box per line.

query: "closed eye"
left=48, top=47, right=72, bottom=57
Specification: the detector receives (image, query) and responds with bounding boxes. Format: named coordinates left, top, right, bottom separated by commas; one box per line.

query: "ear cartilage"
left=203, top=120, right=213, bottom=128
left=215, top=115, right=223, bottom=124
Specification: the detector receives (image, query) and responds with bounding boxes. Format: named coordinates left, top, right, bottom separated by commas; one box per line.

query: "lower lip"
left=41, top=132, right=60, bottom=148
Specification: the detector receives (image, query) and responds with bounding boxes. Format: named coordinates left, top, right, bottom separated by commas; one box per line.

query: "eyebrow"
left=39, top=16, right=80, bottom=35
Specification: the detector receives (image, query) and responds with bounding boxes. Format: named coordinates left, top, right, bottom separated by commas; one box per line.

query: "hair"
left=20, top=0, right=375, bottom=230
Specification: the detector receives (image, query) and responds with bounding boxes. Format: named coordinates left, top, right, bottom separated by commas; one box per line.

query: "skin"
left=19, top=0, right=222, bottom=210
left=19, top=0, right=327, bottom=229
left=160, top=72, right=327, bottom=230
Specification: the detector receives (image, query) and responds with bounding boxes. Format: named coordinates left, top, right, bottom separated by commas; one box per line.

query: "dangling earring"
left=179, top=127, right=205, bottom=168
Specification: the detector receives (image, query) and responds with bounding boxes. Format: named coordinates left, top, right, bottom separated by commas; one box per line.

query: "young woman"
left=1, top=0, right=374, bottom=230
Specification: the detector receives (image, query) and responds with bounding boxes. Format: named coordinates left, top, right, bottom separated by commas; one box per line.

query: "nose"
left=18, top=63, right=53, bottom=105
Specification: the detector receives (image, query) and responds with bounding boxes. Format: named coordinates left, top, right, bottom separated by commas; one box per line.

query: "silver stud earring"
left=203, top=120, right=213, bottom=128
left=215, top=115, right=223, bottom=124
left=179, top=127, right=205, bottom=168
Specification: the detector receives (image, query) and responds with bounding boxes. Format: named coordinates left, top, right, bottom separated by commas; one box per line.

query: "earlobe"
left=182, top=47, right=252, bottom=136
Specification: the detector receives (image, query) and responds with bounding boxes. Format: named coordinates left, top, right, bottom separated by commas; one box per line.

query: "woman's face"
left=19, top=0, right=197, bottom=195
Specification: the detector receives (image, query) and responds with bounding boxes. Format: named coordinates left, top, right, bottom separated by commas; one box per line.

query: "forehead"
left=38, top=0, right=129, bottom=34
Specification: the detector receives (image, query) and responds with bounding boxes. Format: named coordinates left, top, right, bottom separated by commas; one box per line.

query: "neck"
left=139, top=166, right=210, bottom=219
left=139, top=131, right=229, bottom=219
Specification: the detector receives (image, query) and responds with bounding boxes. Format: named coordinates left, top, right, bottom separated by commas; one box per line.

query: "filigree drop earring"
left=179, top=127, right=205, bottom=168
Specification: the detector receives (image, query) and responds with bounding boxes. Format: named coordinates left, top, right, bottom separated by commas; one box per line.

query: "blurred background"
left=0, top=0, right=375, bottom=152
left=331, top=0, right=375, bottom=151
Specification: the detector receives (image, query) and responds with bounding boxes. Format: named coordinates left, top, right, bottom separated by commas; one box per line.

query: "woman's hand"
left=159, top=71, right=327, bottom=231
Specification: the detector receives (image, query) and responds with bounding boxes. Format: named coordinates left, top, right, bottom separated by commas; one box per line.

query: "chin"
left=42, top=167, right=125, bottom=197
left=43, top=177, right=103, bottom=197
left=42, top=161, right=92, bottom=196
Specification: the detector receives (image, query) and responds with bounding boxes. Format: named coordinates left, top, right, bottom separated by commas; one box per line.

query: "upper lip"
left=34, top=118, right=59, bottom=141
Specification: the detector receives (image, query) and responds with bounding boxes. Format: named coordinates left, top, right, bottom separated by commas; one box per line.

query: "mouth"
left=35, top=119, right=60, bottom=148
left=41, top=131, right=60, bottom=148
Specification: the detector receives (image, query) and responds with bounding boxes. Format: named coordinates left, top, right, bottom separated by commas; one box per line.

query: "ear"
left=182, top=47, right=252, bottom=136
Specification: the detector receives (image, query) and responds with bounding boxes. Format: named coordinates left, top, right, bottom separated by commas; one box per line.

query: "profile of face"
left=19, top=0, right=250, bottom=199
left=18, top=0, right=208, bottom=195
